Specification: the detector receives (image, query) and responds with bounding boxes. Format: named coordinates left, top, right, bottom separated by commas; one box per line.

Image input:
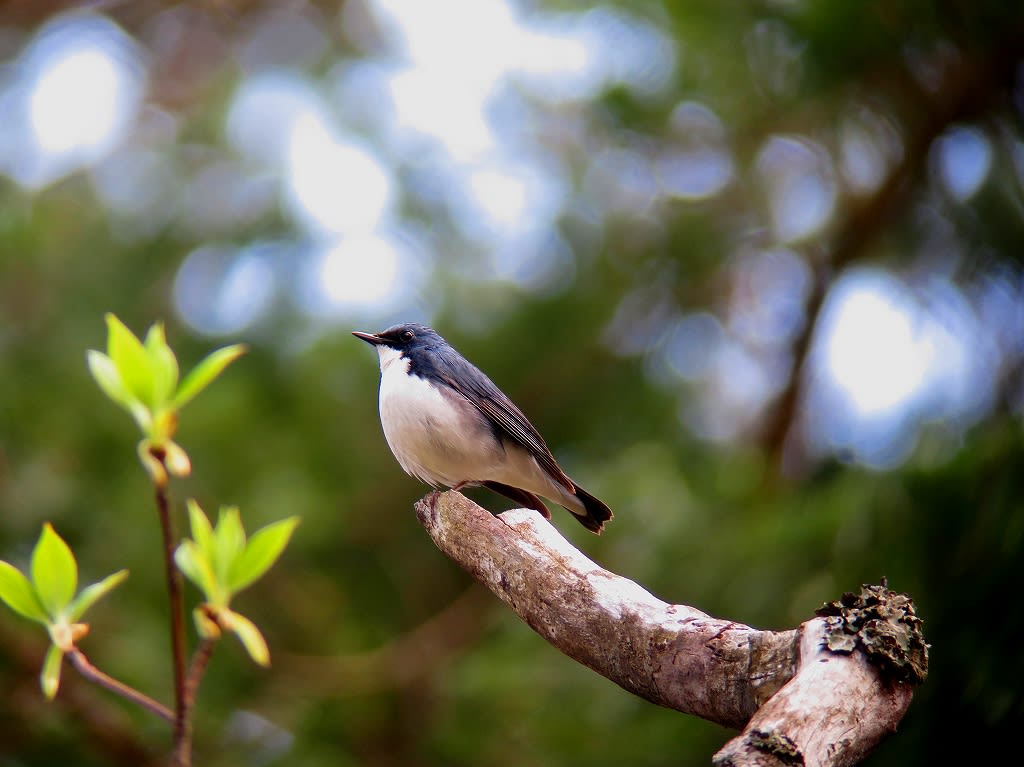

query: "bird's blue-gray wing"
left=434, top=357, right=574, bottom=492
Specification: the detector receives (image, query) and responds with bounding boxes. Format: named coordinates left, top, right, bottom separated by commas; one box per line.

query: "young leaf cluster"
left=87, top=313, right=245, bottom=485
left=0, top=524, right=127, bottom=698
left=175, top=501, right=299, bottom=666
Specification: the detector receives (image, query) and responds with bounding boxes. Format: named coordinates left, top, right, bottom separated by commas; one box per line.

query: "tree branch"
left=147, top=451, right=189, bottom=766
left=415, top=491, right=925, bottom=767
left=66, top=648, right=174, bottom=724
left=178, top=633, right=217, bottom=758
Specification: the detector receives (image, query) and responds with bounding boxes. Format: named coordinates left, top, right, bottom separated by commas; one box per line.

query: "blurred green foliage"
left=1, top=1, right=1023, bottom=766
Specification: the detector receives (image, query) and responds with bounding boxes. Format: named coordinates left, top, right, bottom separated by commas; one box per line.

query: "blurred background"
left=1, top=0, right=1022, bottom=764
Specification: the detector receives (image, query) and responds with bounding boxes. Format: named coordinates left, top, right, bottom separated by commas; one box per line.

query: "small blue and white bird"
left=353, top=323, right=613, bottom=534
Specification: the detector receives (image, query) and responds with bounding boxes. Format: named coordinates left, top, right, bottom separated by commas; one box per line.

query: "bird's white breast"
left=374, top=346, right=498, bottom=487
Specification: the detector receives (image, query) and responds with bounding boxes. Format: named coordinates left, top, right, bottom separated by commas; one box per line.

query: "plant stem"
left=67, top=648, right=174, bottom=723
left=180, top=631, right=218, bottom=757
left=151, top=456, right=189, bottom=767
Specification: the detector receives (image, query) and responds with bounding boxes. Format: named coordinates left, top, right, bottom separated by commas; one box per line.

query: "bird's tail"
left=569, top=484, right=613, bottom=534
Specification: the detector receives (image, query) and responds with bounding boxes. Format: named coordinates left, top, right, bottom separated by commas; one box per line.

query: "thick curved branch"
left=415, top=491, right=924, bottom=767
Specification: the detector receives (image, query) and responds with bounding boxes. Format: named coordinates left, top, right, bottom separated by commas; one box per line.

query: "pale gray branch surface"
left=415, top=491, right=918, bottom=767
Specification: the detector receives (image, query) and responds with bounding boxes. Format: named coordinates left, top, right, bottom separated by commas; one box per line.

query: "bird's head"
left=352, top=323, right=447, bottom=370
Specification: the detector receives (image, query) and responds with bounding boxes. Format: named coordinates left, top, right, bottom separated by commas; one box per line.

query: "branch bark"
left=415, top=491, right=925, bottom=767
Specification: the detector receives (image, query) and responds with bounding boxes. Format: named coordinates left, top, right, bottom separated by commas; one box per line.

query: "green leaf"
left=228, top=517, right=299, bottom=594
left=173, top=541, right=200, bottom=585
left=126, top=401, right=153, bottom=433
left=173, top=344, right=246, bottom=409
left=174, top=541, right=219, bottom=604
left=67, top=569, right=129, bottom=621
left=86, top=350, right=134, bottom=411
left=40, top=644, right=63, bottom=700
left=222, top=608, right=270, bottom=667
left=144, top=323, right=179, bottom=407
left=31, top=524, right=77, bottom=619
left=105, top=313, right=156, bottom=409
left=90, top=347, right=151, bottom=431
left=213, top=507, right=246, bottom=586
left=186, top=499, right=215, bottom=562
left=0, top=560, right=48, bottom=622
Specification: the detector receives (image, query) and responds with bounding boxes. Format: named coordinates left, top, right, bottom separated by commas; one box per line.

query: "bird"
left=352, top=322, right=613, bottom=534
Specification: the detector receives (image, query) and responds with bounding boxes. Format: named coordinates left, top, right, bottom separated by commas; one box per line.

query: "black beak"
left=352, top=331, right=386, bottom=346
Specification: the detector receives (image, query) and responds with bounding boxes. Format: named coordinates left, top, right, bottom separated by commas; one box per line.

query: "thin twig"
left=66, top=648, right=174, bottom=723
left=149, top=449, right=189, bottom=766
left=185, top=636, right=218, bottom=702
left=180, top=631, right=218, bottom=757
left=0, top=622, right=155, bottom=763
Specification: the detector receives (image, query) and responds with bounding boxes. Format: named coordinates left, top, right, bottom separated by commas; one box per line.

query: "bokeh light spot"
left=174, top=244, right=278, bottom=337
left=934, top=125, right=992, bottom=201
left=285, top=113, right=393, bottom=236
left=756, top=135, right=836, bottom=243
left=317, top=236, right=398, bottom=307
left=823, top=277, right=931, bottom=416
left=1, top=13, right=144, bottom=188
left=31, top=48, right=121, bottom=153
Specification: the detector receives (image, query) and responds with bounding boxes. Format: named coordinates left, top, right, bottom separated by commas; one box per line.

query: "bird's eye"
left=401, top=330, right=415, bottom=342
